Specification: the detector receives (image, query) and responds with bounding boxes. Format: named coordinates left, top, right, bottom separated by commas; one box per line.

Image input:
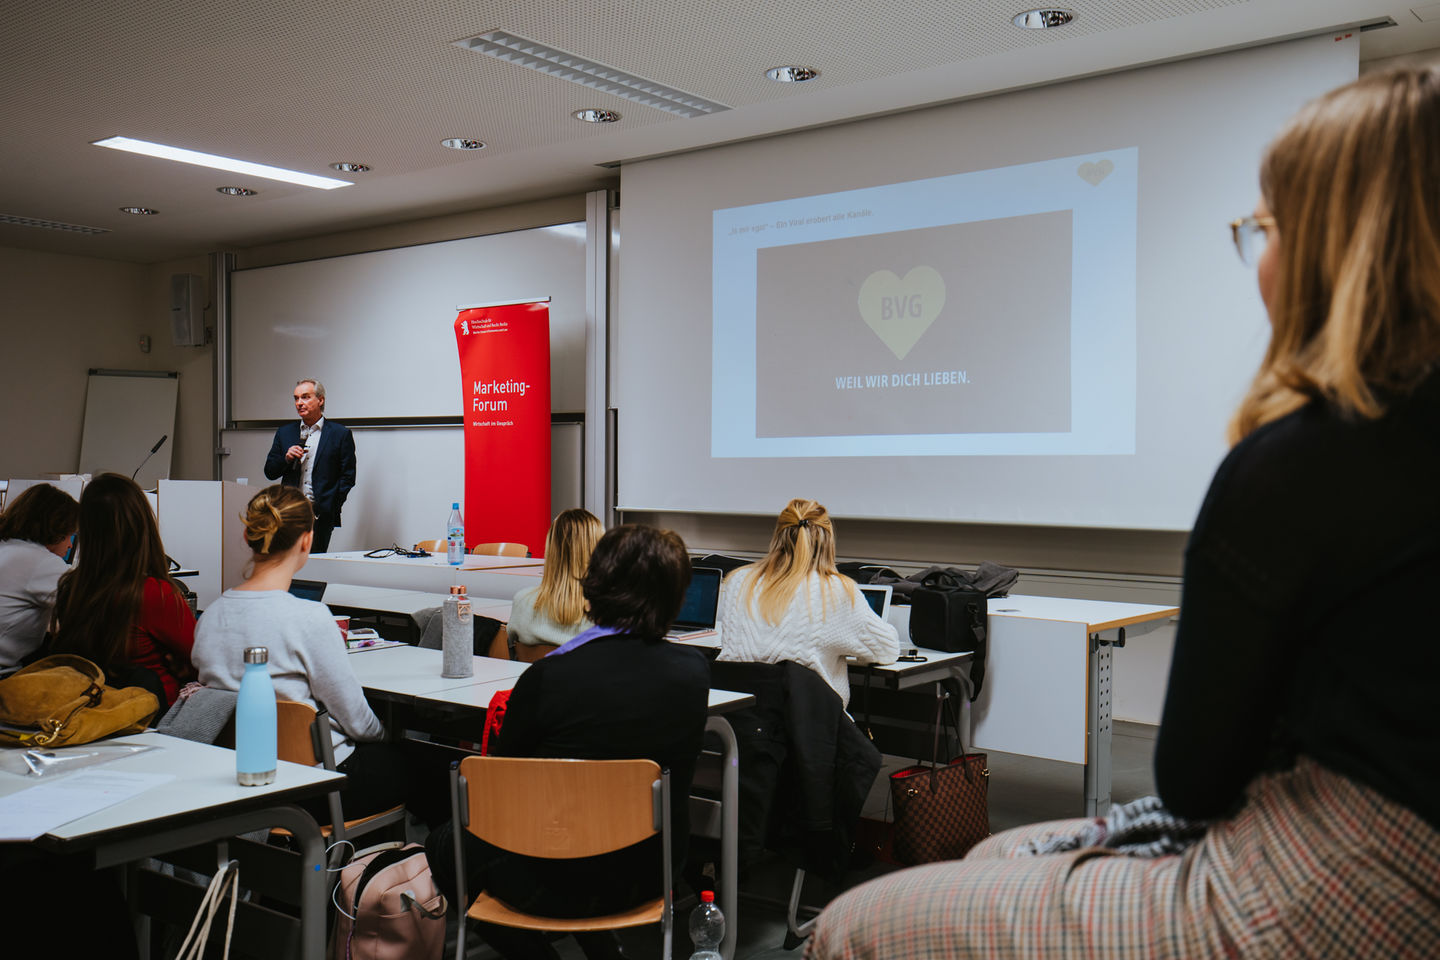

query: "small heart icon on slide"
left=1077, top=158, right=1114, bottom=186
left=857, top=266, right=947, bottom=360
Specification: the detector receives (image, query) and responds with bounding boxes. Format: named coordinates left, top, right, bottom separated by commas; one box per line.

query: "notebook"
left=666, top=566, right=723, bottom=639
left=288, top=578, right=327, bottom=602
left=858, top=583, right=893, bottom=620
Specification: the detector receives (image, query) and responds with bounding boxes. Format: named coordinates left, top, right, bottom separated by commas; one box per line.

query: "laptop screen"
left=673, top=567, right=723, bottom=630
left=288, top=579, right=326, bottom=602
left=858, top=584, right=892, bottom=619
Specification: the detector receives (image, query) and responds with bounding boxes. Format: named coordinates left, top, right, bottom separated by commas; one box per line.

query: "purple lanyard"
left=546, top=624, right=626, bottom=657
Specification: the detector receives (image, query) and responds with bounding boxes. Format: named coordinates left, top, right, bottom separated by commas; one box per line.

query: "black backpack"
left=909, top=570, right=989, bottom=700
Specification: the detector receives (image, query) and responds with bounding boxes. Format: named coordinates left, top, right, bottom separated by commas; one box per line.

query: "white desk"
left=0, top=732, right=342, bottom=958
left=322, top=583, right=453, bottom=618
left=304, top=551, right=542, bottom=600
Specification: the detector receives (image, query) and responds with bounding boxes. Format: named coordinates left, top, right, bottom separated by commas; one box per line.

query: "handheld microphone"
left=132, top=434, right=168, bottom=480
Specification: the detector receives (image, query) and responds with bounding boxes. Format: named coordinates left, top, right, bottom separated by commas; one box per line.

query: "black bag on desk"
left=909, top=571, right=988, bottom=699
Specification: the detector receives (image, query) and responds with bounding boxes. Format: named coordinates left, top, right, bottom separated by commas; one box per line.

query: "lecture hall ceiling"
left=0, top=0, right=1434, bottom=262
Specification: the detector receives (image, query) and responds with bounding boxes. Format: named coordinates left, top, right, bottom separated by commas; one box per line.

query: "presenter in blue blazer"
left=263, top=378, right=356, bottom=553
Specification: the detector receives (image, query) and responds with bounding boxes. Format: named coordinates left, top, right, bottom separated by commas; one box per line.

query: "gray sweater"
left=0, top=539, right=67, bottom=670
left=193, top=589, right=384, bottom=762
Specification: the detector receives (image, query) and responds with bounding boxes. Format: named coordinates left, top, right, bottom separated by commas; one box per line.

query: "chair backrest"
left=458, top=756, right=661, bottom=858
left=416, top=539, right=447, bottom=553
left=471, top=542, right=528, bottom=557
left=275, top=699, right=323, bottom=768
left=485, top=625, right=511, bottom=660
left=514, top=641, right=556, bottom=663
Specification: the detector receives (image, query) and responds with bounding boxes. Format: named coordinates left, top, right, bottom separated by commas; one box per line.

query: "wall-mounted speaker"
left=170, top=273, right=205, bottom=347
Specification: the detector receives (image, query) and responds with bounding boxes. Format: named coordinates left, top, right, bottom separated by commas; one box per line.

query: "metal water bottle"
left=441, top=584, right=473, bottom=678
left=446, top=502, right=465, bottom=565
left=235, top=646, right=276, bottom=786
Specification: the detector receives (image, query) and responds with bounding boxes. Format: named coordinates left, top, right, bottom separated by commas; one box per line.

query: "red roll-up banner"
left=454, top=299, right=551, bottom=558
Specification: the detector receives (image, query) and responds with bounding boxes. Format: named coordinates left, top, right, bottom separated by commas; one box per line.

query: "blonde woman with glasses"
left=716, top=498, right=897, bottom=707
left=807, top=68, right=1440, bottom=960
left=506, top=508, right=604, bottom=649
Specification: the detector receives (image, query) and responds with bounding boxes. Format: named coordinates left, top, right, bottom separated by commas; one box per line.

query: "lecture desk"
left=304, top=550, right=542, bottom=600
left=0, top=732, right=342, bottom=959
left=346, top=643, right=752, bottom=960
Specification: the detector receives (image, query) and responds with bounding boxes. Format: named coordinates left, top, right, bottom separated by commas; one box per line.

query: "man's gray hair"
left=296, top=378, right=325, bottom=405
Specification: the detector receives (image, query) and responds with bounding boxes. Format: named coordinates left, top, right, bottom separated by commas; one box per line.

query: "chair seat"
left=271, top=803, right=405, bottom=838
left=468, top=892, right=665, bottom=932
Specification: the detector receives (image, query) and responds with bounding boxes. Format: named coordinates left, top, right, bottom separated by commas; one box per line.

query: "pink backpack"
left=332, top=843, right=446, bottom=960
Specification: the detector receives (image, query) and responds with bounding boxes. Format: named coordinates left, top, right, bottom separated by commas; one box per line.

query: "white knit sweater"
left=715, top=568, right=899, bottom=706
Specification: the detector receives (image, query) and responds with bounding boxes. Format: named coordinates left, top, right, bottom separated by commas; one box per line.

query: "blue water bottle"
left=236, top=646, right=276, bottom=786
left=446, top=502, right=465, bottom=565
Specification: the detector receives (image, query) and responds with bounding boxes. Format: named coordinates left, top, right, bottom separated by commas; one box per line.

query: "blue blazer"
left=263, top=419, right=357, bottom=525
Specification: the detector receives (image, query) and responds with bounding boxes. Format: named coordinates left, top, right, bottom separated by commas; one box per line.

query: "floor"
left=450, top=722, right=1159, bottom=959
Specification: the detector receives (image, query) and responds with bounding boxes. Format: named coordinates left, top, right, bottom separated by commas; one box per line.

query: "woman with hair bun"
left=52, top=473, right=195, bottom=705
left=0, top=482, right=79, bottom=670
left=716, top=498, right=897, bottom=706
left=192, top=484, right=405, bottom=820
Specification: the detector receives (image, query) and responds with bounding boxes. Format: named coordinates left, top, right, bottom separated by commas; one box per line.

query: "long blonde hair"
left=1230, top=68, right=1440, bottom=443
left=534, top=508, right=604, bottom=626
left=739, top=498, right=856, bottom=625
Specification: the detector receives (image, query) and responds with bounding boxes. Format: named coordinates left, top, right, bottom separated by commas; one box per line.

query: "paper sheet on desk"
left=0, top=770, right=174, bottom=840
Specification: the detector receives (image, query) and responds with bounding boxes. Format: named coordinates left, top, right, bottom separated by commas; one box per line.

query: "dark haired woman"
left=52, top=473, right=195, bottom=704
left=426, top=523, right=712, bottom=960
left=191, top=484, right=409, bottom=820
left=0, top=483, right=79, bottom=671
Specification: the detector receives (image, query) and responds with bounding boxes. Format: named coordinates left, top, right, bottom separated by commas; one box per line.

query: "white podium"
left=157, top=480, right=252, bottom=610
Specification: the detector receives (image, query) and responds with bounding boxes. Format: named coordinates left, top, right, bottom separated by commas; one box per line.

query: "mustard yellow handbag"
left=0, top=655, right=159, bottom=747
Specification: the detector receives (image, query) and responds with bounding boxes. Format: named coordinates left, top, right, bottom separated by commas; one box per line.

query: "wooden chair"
left=485, top=625, right=511, bottom=660
left=470, top=542, right=529, bottom=557
left=514, top=641, right=558, bottom=663
left=273, top=700, right=406, bottom=849
left=449, top=756, right=673, bottom=960
left=415, top=539, right=447, bottom=553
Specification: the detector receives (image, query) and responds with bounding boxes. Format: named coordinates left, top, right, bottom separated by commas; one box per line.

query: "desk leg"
left=1084, top=636, right=1113, bottom=817
left=95, top=804, right=330, bottom=960
left=705, top=716, right=739, bottom=960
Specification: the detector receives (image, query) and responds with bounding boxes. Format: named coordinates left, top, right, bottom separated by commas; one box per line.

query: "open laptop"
left=288, top=578, right=327, bottom=602
left=666, top=566, right=723, bottom=639
left=858, top=583, right=892, bottom=620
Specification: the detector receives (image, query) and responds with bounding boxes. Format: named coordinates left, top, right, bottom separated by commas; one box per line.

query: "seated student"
left=0, top=483, right=79, bottom=671
left=506, top=507, right=603, bottom=649
left=52, top=474, right=195, bottom=705
left=192, top=484, right=430, bottom=821
left=805, top=69, right=1440, bottom=959
left=426, top=523, right=712, bottom=960
left=716, top=498, right=898, bottom=707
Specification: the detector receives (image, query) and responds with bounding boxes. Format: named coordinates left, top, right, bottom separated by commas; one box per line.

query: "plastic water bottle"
left=235, top=646, right=276, bottom=786
left=441, top=585, right=473, bottom=678
left=446, top=502, right=465, bottom=565
left=687, top=890, right=724, bottom=960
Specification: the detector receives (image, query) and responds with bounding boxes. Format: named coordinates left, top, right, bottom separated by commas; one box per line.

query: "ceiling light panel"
left=454, top=30, right=730, bottom=118
left=93, top=137, right=352, bottom=189
left=0, top=213, right=110, bottom=235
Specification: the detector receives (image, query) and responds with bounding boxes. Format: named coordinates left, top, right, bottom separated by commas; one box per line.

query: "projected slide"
left=711, top=149, right=1138, bottom=458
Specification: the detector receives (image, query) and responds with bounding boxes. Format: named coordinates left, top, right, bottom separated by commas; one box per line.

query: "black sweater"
left=1155, top=374, right=1440, bottom=830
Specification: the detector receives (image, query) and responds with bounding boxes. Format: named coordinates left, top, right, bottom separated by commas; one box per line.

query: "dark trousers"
left=298, top=741, right=450, bottom=828
left=311, top=513, right=336, bottom=553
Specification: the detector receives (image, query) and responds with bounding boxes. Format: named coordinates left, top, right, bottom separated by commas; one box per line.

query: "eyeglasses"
left=1229, top=215, right=1276, bottom=266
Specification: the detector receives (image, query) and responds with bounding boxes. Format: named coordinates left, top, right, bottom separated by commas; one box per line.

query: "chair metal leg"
left=786, top=869, right=819, bottom=941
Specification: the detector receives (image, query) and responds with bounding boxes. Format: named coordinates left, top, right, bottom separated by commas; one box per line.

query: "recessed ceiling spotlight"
left=572, top=108, right=622, bottom=123
left=766, top=66, right=820, bottom=83
left=441, top=138, right=485, bottom=151
left=1012, top=8, right=1076, bottom=29
left=216, top=186, right=257, bottom=196
left=92, top=136, right=351, bottom=189
left=119, top=206, right=159, bottom=215
left=330, top=161, right=371, bottom=173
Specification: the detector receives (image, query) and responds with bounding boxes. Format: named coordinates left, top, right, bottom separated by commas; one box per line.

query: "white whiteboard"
left=78, top=372, right=178, bottom=489
left=231, top=223, right=588, bottom=420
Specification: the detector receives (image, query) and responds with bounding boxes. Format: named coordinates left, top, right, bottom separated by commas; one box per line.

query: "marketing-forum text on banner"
left=454, top=301, right=551, bottom=557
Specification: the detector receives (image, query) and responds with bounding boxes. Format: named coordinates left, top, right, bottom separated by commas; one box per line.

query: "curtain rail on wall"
left=231, top=412, right=585, bottom=430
